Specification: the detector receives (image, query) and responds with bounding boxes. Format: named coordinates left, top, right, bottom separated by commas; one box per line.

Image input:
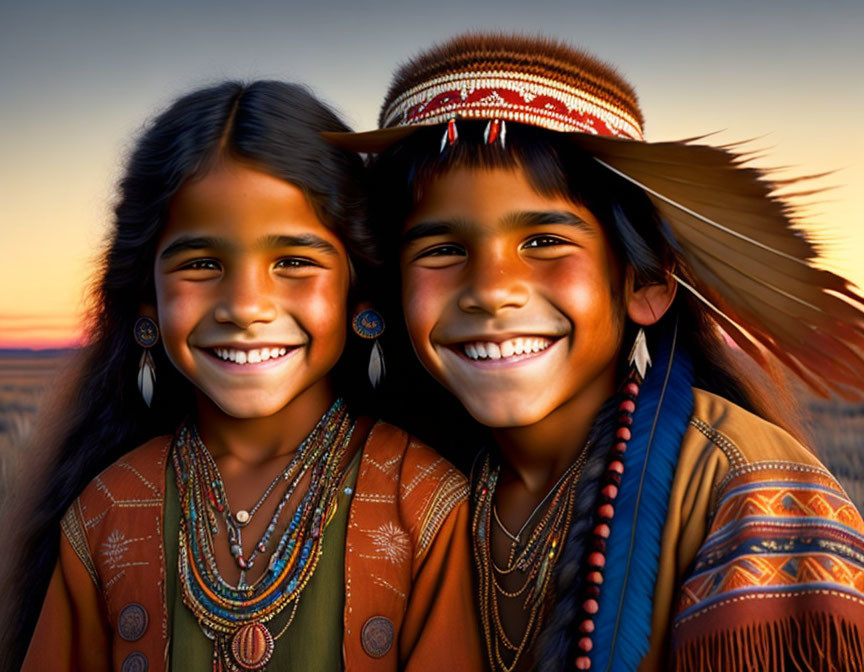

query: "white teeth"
left=211, top=347, right=292, bottom=365
left=462, top=337, right=553, bottom=360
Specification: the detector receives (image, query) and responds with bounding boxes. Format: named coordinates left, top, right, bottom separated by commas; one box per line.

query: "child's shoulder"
left=357, top=420, right=470, bottom=555
left=688, top=387, right=818, bottom=468
left=75, top=435, right=172, bottom=511
left=360, top=420, right=468, bottom=489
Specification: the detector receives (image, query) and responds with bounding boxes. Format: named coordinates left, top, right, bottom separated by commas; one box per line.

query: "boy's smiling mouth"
left=460, top=336, right=555, bottom=361
left=440, top=334, right=563, bottom=367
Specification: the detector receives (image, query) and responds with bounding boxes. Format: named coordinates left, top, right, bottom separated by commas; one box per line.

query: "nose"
left=457, top=249, right=530, bottom=315
left=213, top=266, right=278, bottom=328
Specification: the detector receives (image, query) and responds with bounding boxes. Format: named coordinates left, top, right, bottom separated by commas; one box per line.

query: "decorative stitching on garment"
left=373, top=575, right=408, bottom=601
left=60, top=500, right=100, bottom=587
left=114, top=460, right=162, bottom=496
left=416, top=469, right=469, bottom=558
left=400, top=455, right=445, bottom=499
left=354, top=492, right=397, bottom=504
left=363, top=522, right=412, bottom=564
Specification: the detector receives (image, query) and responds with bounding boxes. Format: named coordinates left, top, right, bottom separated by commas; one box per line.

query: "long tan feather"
left=579, top=135, right=864, bottom=398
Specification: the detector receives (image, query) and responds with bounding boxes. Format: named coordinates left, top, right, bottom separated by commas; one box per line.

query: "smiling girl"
left=13, top=81, right=480, bottom=671
left=330, top=34, right=864, bottom=672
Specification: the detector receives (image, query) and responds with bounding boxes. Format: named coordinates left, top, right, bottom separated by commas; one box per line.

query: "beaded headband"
left=380, top=70, right=644, bottom=141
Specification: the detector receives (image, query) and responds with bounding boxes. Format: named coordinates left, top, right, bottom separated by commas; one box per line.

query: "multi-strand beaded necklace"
left=472, top=365, right=645, bottom=672
left=472, top=441, right=590, bottom=672
left=172, top=399, right=354, bottom=672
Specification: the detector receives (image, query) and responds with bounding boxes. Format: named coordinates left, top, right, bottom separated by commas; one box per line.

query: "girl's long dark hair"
left=368, top=121, right=806, bottom=671
left=5, top=80, right=373, bottom=670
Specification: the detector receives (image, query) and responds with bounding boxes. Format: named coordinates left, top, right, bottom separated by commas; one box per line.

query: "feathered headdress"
left=325, top=33, right=864, bottom=400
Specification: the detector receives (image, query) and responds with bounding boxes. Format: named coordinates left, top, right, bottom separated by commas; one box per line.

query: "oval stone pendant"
left=235, top=510, right=251, bottom=525
left=231, top=622, right=274, bottom=670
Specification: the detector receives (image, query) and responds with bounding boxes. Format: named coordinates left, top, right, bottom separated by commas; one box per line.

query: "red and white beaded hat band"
left=325, top=32, right=864, bottom=400
left=380, top=69, right=644, bottom=141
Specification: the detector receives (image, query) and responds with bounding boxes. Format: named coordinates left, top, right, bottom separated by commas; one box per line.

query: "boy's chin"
left=458, top=396, right=553, bottom=429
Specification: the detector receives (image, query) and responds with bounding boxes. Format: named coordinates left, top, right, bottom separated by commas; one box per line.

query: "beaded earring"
left=352, top=308, right=386, bottom=389
left=574, top=327, right=650, bottom=671
left=133, top=316, right=159, bottom=407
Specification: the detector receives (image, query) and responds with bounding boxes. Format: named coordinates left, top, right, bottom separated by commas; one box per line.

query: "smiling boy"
left=330, top=34, right=864, bottom=671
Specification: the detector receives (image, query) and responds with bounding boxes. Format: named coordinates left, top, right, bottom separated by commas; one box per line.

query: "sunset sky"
left=1, top=0, right=862, bottom=349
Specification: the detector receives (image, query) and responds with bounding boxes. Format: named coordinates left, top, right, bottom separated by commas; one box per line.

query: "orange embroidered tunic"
left=22, top=421, right=483, bottom=672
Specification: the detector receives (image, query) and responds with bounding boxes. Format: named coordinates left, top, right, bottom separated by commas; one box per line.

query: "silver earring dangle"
left=133, top=316, right=159, bottom=407
left=352, top=309, right=386, bottom=389
left=628, top=327, right=652, bottom=380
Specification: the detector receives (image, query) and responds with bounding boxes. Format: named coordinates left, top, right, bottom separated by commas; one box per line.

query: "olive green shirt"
left=164, top=455, right=360, bottom=670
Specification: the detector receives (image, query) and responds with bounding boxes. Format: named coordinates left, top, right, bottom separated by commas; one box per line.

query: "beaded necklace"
left=172, top=398, right=354, bottom=672
left=472, top=441, right=590, bottom=672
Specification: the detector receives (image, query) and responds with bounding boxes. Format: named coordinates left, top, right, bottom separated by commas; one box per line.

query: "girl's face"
left=154, top=160, right=351, bottom=419
left=400, top=166, right=624, bottom=428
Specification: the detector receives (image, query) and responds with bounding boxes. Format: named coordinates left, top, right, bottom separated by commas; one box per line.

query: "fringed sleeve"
left=670, top=461, right=864, bottom=671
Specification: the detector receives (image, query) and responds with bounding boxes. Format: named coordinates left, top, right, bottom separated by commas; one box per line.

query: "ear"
left=139, top=303, right=158, bottom=321
left=352, top=300, right=371, bottom=318
left=626, top=271, right=677, bottom=326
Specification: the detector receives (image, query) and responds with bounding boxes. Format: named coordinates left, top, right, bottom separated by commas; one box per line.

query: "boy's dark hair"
left=367, top=120, right=804, bottom=671
left=5, top=80, right=373, bottom=669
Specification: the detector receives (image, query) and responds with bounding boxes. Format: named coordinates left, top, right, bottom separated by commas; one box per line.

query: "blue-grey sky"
left=1, top=0, right=862, bottom=346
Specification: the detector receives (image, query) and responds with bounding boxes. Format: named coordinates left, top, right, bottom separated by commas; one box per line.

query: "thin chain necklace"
left=173, top=398, right=354, bottom=672
left=472, top=442, right=590, bottom=672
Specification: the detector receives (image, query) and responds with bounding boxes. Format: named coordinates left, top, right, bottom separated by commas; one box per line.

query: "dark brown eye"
left=523, top=236, right=567, bottom=248
left=417, top=244, right=465, bottom=258
left=182, top=259, right=220, bottom=271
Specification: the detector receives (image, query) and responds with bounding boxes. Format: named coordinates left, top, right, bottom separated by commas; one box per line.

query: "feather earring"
left=628, top=327, right=651, bottom=380
left=133, top=316, right=159, bottom=407
left=352, top=309, right=386, bottom=389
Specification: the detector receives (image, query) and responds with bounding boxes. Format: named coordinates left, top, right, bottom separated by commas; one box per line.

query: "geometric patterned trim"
left=674, top=471, right=864, bottom=626
left=59, top=499, right=100, bottom=588
left=415, top=469, right=469, bottom=559
left=381, top=70, right=644, bottom=141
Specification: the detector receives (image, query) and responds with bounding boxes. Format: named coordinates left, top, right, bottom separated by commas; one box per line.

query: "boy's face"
left=153, top=161, right=351, bottom=419
left=400, top=166, right=624, bottom=428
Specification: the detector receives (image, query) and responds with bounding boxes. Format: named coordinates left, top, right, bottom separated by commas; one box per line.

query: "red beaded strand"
left=573, top=373, right=642, bottom=670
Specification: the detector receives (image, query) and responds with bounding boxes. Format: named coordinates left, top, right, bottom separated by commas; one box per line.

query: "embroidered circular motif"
left=117, top=603, right=149, bottom=641
left=133, top=317, right=159, bottom=348
left=352, top=309, right=385, bottom=339
left=120, top=652, right=148, bottom=672
left=231, top=622, right=274, bottom=670
left=361, top=616, right=394, bottom=657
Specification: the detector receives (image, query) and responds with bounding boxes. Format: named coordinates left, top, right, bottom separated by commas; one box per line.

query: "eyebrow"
left=159, top=233, right=338, bottom=260
left=504, top=210, right=596, bottom=235
left=401, top=210, right=595, bottom=248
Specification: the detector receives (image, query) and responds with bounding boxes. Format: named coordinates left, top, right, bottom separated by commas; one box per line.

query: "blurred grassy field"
left=0, top=350, right=862, bottom=509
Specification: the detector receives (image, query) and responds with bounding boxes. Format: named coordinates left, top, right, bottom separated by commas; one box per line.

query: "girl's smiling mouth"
left=198, top=344, right=303, bottom=367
